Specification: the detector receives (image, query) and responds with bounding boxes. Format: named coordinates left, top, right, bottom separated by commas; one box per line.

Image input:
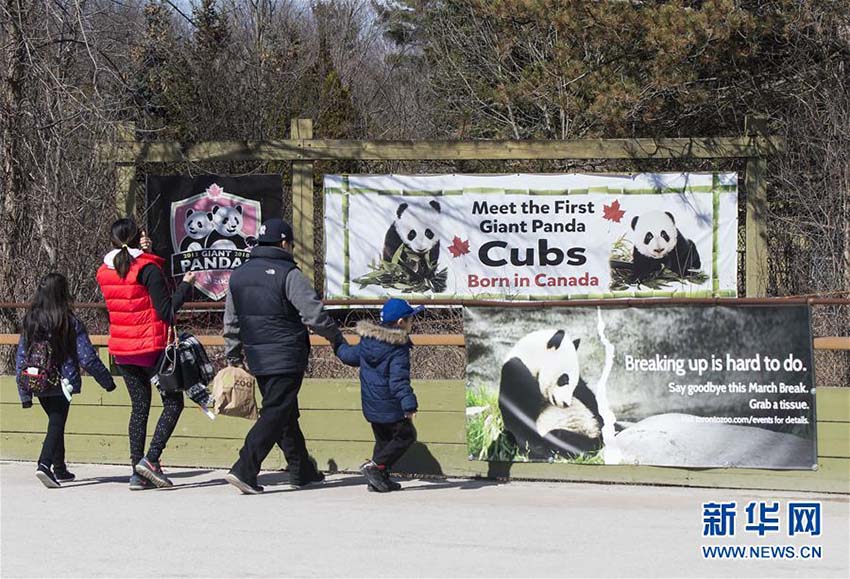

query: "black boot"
left=35, top=463, right=61, bottom=488
left=290, top=456, right=326, bottom=488
left=53, top=466, right=75, bottom=482
left=360, top=461, right=390, bottom=493
left=383, top=470, right=402, bottom=491
left=224, top=471, right=264, bottom=495
left=291, top=469, right=325, bottom=488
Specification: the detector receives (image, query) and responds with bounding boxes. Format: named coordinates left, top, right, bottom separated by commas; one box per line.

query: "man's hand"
left=331, top=332, right=346, bottom=353
left=404, top=411, right=417, bottom=420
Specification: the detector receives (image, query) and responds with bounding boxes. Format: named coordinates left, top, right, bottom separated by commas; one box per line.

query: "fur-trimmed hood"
left=355, top=321, right=410, bottom=346
left=335, top=319, right=418, bottom=422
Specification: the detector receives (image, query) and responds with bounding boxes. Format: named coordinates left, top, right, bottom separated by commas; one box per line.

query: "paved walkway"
left=1, top=461, right=847, bottom=578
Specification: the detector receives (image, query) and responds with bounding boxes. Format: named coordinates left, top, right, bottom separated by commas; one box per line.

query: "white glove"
left=60, top=378, right=73, bottom=402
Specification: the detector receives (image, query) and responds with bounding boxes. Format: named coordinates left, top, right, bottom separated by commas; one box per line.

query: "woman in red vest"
left=96, top=218, right=195, bottom=490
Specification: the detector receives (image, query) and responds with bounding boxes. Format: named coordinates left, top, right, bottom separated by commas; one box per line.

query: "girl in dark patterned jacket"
left=15, top=273, right=117, bottom=488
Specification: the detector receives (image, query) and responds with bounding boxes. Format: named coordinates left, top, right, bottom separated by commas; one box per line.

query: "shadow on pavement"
left=63, top=468, right=216, bottom=489
left=168, top=478, right=230, bottom=491
left=393, top=477, right=506, bottom=492
left=256, top=472, right=366, bottom=493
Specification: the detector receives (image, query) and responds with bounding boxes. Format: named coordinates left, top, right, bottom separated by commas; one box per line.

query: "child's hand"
left=405, top=411, right=416, bottom=420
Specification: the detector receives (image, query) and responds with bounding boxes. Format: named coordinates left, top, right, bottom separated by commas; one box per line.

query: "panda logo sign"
left=170, top=183, right=261, bottom=300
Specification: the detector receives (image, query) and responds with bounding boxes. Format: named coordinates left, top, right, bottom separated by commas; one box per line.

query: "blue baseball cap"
left=381, top=298, right=425, bottom=324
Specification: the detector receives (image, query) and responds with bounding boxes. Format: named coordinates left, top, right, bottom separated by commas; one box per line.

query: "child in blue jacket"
left=16, top=273, right=117, bottom=488
left=335, top=298, right=422, bottom=492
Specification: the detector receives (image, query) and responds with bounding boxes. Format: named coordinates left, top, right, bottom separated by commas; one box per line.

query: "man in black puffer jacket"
left=223, top=218, right=345, bottom=494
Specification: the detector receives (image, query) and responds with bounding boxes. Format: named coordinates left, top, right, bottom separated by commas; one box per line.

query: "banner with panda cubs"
left=146, top=175, right=283, bottom=300
left=324, top=173, right=738, bottom=300
left=464, top=305, right=817, bottom=469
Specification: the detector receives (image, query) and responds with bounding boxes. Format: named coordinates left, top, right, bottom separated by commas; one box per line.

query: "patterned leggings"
left=118, top=364, right=184, bottom=470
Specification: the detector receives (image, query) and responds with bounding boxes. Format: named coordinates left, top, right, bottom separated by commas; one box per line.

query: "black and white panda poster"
left=147, top=175, right=283, bottom=300
left=465, top=305, right=817, bottom=469
left=324, top=173, right=738, bottom=300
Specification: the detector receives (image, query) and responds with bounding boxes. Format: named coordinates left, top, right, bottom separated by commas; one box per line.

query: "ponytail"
left=114, top=246, right=133, bottom=279
left=109, top=218, right=142, bottom=279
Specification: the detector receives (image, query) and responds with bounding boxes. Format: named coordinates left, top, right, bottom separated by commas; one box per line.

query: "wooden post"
left=115, top=122, right=138, bottom=218
left=745, top=155, right=769, bottom=296
left=291, top=118, right=316, bottom=286
left=744, top=117, right=770, bottom=297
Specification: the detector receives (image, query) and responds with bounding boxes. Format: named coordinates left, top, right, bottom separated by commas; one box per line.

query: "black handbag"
left=154, top=341, right=183, bottom=393
left=153, top=328, right=203, bottom=394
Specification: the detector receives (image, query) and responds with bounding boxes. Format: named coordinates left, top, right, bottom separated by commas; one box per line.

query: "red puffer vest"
left=96, top=252, right=170, bottom=356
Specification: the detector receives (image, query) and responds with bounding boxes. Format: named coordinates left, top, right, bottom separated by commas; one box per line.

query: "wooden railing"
left=0, top=333, right=465, bottom=347
left=0, top=333, right=846, bottom=350
left=4, top=296, right=850, bottom=309
left=1, top=297, right=847, bottom=350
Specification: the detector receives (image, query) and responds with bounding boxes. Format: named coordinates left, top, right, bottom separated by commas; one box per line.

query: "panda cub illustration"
left=498, top=329, right=605, bottom=460
left=205, top=205, right=254, bottom=250
left=180, top=209, right=214, bottom=252
left=383, top=200, right=442, bottom=278
left=630, top=211, right=701, bottom=282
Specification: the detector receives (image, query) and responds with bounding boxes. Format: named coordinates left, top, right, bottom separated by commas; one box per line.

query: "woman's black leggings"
left=38, top=395, right=71, bottom=469
left=118, top=364, right=184, bottom=469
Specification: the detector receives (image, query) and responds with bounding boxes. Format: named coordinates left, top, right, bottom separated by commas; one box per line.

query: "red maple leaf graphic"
left=603, top=199, right=626, bottom=223
left=448, top=236, right=470, bottom=258
left=206, top=183, right=225, bottom=198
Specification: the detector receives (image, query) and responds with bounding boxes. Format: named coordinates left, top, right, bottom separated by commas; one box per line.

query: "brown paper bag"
left=212, top=366, right=259, bottom=420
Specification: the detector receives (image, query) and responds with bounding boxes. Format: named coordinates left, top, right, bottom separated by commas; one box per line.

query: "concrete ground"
left=0, top=461, right=847, bottom=578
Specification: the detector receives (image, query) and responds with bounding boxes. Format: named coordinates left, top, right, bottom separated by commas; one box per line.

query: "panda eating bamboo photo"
left=383, top=200, right=442, bottom=278
left=355, top=199, right=448, bottom=293
left=498, top=329, right=605, bottom=460
left=629, top=210, right=701, bottom=283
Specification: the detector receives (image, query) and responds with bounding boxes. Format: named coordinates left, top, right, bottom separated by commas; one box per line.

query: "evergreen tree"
left=184, top=0, right=232, bottom=140
left=301, top=1, right=358, bottom=139
left=193, top=0, right=230, bottom=60
left=130, top=1, right=188, bottom=138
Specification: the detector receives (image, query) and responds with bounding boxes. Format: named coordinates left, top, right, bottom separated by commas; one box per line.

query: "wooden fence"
left=1, top=381, right=847, bottom=493
left=1, top=325, right=847, bottom=493
left=96, top=118, right=780, bottom=297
